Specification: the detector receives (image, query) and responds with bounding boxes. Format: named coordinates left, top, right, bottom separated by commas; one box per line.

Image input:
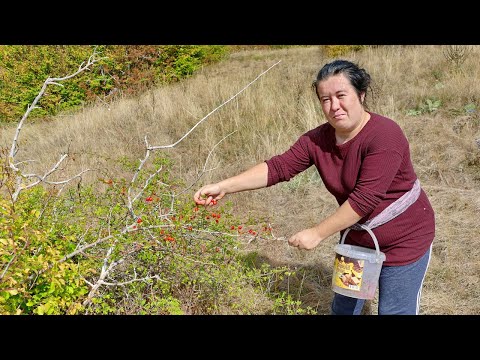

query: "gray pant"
left=331, top=243, right=433, bottom=315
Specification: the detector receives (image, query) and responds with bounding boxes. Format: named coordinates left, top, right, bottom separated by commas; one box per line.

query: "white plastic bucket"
left=331, top=226, right=386, bottom=300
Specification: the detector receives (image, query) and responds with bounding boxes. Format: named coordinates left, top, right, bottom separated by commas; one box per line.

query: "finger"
left=194, top=194, right=205, bottom=205
left=207, top=196, right=219, bottom=206
left=196, top=190, right=211, bottom=204
left=288, top=237, right=296, bottom=247
left=204, top=195, right=214, bottom=206
left=194, top=191, right=202, bottom=201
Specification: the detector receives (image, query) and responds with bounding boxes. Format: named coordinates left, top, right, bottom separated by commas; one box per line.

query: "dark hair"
left=312, top=59, right=372, bottom=108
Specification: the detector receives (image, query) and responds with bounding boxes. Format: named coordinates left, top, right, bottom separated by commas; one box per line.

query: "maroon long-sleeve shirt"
left=265, top=112, right=435, bottom=266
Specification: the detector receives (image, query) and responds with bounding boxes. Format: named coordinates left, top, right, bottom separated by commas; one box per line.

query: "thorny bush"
left=0, top=152, right=314, bottom=314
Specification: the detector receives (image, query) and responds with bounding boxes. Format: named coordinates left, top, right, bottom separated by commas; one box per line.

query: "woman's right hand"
left=193, top=183, right=225, bottom=206
left=193, top=162, right=268, bottom=206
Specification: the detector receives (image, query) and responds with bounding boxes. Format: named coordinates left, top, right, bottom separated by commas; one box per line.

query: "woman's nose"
left=331, top=97, right=340, bottom=110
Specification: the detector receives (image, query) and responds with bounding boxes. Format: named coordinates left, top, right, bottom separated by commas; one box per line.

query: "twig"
left=147, top=60, right=281, bottom=151
left=7, top=47, right=105, bottom=202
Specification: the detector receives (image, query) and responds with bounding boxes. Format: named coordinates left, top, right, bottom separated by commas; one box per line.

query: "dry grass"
left=1, top=45, right=479, bottom=314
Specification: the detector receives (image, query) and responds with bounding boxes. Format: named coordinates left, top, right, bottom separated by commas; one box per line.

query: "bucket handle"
left=340, top=224, right=383, bottom=263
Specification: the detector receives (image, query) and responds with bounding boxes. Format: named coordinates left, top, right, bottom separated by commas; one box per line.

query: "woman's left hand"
left=288, top=227, right=323, bottom=250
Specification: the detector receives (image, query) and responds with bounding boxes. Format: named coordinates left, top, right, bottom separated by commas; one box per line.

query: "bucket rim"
left=334, top=243, right=386, bottom=262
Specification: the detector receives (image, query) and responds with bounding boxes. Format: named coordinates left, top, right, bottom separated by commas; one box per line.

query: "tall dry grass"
left=1, top=45, right=479, bottom=314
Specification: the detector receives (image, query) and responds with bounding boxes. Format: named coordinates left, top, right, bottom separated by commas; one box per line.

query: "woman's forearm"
left=193, top=162, right=269, bottom=206
left=314, top=200, right=362, bottom=239
left=288, top=199, right=363, bottom=250
left=218, top=162, right=268, bottom=194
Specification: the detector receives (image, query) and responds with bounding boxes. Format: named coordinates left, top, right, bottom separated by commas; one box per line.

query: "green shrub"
left=1, top=152, right=311, bottom=315
left=322, top=45, right=367, bottom=58
left=0, top=187, right=90, bottom=315
left=0, top=45, right=229, bottom=124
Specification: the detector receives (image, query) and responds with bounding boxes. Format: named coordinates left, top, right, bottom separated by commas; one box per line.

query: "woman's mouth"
left=333, top=113, right=346, bottom=120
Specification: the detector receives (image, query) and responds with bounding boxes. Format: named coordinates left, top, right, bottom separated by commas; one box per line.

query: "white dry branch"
left=125, top=137, right=168, bottom=219
left=147, top=60, right=282, bottom=151
left=7, top=48, right=105, bottom=202
left=177, top=130, right=238, bottom=197
left=123, top=60, right=283, bottom=215
left=123, top=60, right=282, bottom=217
left=81, top=238, right=167, bottom=308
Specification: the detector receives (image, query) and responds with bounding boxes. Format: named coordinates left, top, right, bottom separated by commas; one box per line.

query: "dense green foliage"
left=0, top=45, right=229, bottom=123
left=0, top=151, right=313, bottom=315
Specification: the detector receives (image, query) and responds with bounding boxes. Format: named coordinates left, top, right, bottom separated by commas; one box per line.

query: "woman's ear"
left=360, top=92, right=365, bottom=104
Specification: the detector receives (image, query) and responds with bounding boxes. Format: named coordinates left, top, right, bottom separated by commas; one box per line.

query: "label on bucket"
left=332, top=254, right=364, bottom=291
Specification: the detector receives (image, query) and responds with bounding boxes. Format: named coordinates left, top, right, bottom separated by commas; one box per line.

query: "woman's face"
left=316, top=73, right=365, bottom=136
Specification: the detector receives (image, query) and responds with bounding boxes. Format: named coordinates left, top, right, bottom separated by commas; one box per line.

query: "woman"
left=193, top=59, right=435, bottom=315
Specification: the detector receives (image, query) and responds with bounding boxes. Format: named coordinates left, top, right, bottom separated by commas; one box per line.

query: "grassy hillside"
left=1, top=45, right=479, bottom=314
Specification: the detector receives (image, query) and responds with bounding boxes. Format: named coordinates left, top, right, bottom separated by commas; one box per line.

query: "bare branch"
left=82, top=241, right=118, bottom=306
left=125, top=139, right=167, bottom=218
left=147, top=60, right=281, bottom=150
left=8, top=48, right=105, bottom=201
left=122, top=62, right=281, bottom=222
left=97, top=274, right=167, bottom=286
left=123, top=62, right=282, bottom=227
left=177, top=130, right=237, bottom=197
left=12, top=156, right=92, bottom=202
